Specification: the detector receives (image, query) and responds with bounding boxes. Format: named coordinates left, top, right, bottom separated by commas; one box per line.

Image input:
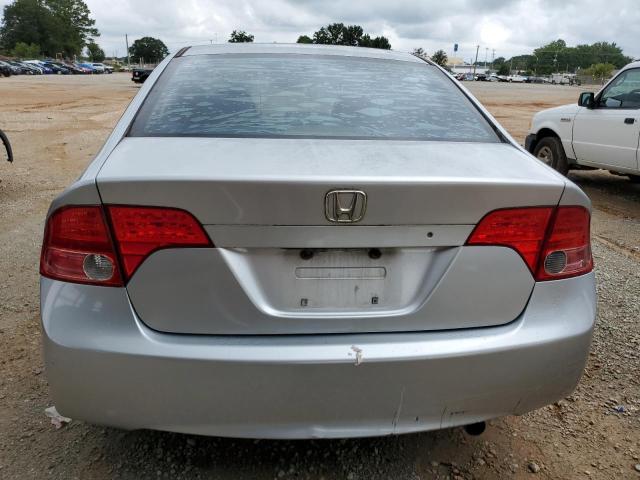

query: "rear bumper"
left=524, top=133, right=537, bottom=153
left=41, top=273, right=596, bottom=439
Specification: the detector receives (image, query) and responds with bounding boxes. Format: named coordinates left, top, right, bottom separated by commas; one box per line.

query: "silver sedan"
left=40, top=43, right=595, bottom=439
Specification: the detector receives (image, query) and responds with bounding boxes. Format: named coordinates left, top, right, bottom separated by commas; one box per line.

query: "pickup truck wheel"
left=533, top=137, right=568, bottom=175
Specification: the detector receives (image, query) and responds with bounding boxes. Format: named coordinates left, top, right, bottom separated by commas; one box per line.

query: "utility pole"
left=473, top=45, right=479, bottom=76
left=484, top=47, right=488, bottom=68
left=125, top=34, right=130, bottom=68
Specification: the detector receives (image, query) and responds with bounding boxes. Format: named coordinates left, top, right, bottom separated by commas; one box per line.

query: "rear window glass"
left=129, top=54, right=500, bottom=142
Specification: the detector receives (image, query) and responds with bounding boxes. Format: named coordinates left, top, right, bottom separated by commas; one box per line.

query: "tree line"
left=0, top=0, right=99, bottom=58
left=296, top=23, right=391, bottom=49
left=2, top=2, right=632, bottom=76
left=492, top=39, right=633, bottom=75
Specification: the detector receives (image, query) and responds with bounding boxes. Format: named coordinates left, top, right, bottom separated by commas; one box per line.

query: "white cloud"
left=1, top=0, right=638, bottom=60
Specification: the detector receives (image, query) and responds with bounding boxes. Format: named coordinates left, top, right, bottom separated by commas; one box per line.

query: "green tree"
left=360, top=34, right=391, bottom=50
left=585, top=63, right=616, bottom=83
left=312, top=23, right=345, bottom=45
left=46, top=0, right=99, bottom=57
left=0, top=0, right=56, bottom=55
left=228, top=30, right=254, bottom=43
left=530, top=39, right=632, bottom=74
left=497, top=63, right=510, bottom=75
left=296, top=35, right=312, bottom=44
left=430, top=49, right=448, bottom=67
left=86, top=39, right=104, bottom=61
left=412, top=47, right=426, bottom=58
left=0, top=0, right=99, bottom=57
left=509, top=54, right=535, bottom=72
left=12, top=41, right=41, bottom=58
left=129, top=36, right=169, bottom=64
left=307, top=23, right=391, bottom=50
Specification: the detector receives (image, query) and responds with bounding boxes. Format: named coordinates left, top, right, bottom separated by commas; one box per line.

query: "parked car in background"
left=24, top=60, right=53, bottom=74
left=72, top=63, right=94, bottom=74
left=92, top=63, right=111, bottom=73
left=526, top=76, right=549, bottom=84
left=0, top=60, right=23, bottom=75
left=475, top=73, right=488, bottom=81
left=132, top=67, right=153, bottom=83
left=551, top=73, right=578, bottom=85
left=57, top=62, right=84, bottom=74
left=0, top=61, right=11, bottom=77
left=77, top=62, right=99, bottom=73
left=41, top=43, right=596, bottom=440
left=43, top=62, right=70, bottom=74
left=507, top=74, right=527, bottom=83
left=17, top=61, right=43, bottom=74
left=6, top=60, right=31, bottom=74
left=526, top=60, right=640, bottom=182
left=89, top=63, right=105, bottom=73
left=488, top=73, right=506, bottom=82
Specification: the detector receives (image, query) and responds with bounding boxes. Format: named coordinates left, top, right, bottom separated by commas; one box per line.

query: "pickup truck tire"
left=533, top=136, right=569, bottom=176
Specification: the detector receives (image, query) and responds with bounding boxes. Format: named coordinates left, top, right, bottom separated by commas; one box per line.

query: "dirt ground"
left=0, top=75, right=638, bottom=480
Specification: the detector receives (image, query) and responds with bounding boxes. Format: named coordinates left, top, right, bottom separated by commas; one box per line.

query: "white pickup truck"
left=507, top=74, right=527, bottom=83
left=526, top=61, right=640, bottom=183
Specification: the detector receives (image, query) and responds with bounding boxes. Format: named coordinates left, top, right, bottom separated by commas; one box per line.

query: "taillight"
left=536, top=206, right=592, bottom=280
left=465, top=207, right=554, bottom=273
left=107, top=206, right=212, bottom=279
left=467, top=206, right=592, bottom=281
left=40, top=206, right=123, bottom=286
left=41, top=205, right=212, bottom=286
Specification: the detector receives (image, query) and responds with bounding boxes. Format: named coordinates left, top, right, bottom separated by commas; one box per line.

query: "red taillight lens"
left=40, top=206, right=123, bottom=286
left=107, top=206, right=212, bottom=279
left=536, top=206, right=592, bottom=280
left=466, top=207, right=554, bottom=272
left=41, top=205, right=212, bottom=286
left=467, top=206, right=592, bottom=281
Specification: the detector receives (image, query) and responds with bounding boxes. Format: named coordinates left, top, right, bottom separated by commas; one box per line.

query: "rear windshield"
left=129, top=54, right=500, bottom=142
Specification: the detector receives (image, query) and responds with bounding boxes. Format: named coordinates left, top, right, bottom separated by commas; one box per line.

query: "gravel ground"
left=0, top=75, right=638, bottom=479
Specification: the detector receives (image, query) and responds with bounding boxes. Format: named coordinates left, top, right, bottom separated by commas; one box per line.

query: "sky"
left=1, top=0, right=639, bottom=62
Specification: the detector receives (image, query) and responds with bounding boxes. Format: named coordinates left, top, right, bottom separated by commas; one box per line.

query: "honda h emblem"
left=325, top=190, right=367, bottom=223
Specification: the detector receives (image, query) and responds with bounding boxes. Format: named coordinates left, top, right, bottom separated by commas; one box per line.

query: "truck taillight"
left=467, top=206, right=592, bottom=281
left=41, top=205, right=212, bottom=286
left=40, top=206, right=123, bottom=286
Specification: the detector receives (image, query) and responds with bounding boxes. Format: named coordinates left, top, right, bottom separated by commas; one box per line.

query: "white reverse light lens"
left=544, top=250, right=567, bottom=275
left=82, top=254, right=115, bottom=281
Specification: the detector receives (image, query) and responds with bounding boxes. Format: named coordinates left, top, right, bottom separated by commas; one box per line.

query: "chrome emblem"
left=325, top=190, right=367, bottom=223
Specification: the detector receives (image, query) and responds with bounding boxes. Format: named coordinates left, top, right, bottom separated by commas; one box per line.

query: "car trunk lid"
left=97, top=137, right=565, bottom=335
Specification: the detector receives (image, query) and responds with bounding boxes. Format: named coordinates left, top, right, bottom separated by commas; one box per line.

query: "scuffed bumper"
left=41, top=273, right=595, bottom=439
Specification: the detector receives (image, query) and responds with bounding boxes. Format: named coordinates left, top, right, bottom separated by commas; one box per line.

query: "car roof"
left=182, top=43, right=423, bottom=63
left=622, top=60, right=640, bottom=71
